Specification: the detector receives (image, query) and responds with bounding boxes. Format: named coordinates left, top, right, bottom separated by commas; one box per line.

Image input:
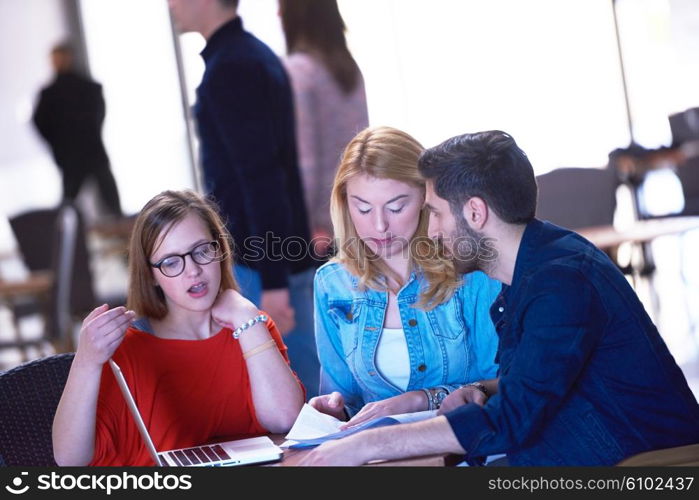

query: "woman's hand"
left=309, top=392, right=347, bottom=421
left=74, top=304, right=135, bottom=368
left=340, top=391, right=426, bottom=430
left=211, top=289, right=259, bottom=329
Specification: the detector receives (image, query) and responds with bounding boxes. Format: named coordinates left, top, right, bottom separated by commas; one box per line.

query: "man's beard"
left=448, top=216, right=492, bottom=275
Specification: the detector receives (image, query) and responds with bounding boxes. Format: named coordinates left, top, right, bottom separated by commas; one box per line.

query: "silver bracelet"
left=232, top=314, right=268, bottom=339
left=421, top=388, right=434, bottom=411
left=422, top=386, right=450, bottom=411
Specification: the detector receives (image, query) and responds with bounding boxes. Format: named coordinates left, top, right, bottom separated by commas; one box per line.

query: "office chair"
left=535, top=166, right=639, bottom=278
left=536, top=167, right=619, bottom=230
left=6, top=204, right=96, bottom=354
left=0, top=353, right=74, bottom=466
left=677, top=157, right=699, bottom=216
left=666, top=108, right=699, bottom=215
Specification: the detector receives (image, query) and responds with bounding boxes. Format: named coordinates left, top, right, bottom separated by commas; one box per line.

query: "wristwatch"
left=423, top=387, right=450, bottom=410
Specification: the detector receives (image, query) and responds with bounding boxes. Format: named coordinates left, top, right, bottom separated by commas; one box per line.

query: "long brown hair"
left=279, top=0, right=360, bottom=94
left=330, top=126, right=462, bottom=309
left=126, top=190, right=237, bottom=319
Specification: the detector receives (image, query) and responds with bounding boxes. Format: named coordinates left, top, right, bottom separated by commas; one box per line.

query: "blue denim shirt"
left=314, top=261, right=501, bottom=416
left=446, top=219, right=699, bottom=466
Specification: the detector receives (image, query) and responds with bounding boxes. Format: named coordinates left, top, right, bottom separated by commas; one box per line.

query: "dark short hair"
left=418, top=130, right=537, bottom=224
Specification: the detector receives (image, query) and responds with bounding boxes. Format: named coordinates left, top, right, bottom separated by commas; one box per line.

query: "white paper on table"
left=281, top=403, right=438, bottom=449
left=284, top=403, right=345, bottom=442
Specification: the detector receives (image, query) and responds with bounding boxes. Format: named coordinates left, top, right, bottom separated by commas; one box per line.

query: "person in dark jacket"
left=168, top=0, right=319, bottom=397
left=33, top=42, right=121, bottom=217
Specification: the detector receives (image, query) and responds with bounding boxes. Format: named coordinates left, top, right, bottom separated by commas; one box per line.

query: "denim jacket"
left=446, top=219, right=699, bottom=465
left=314, top=261, right=501, bottom=416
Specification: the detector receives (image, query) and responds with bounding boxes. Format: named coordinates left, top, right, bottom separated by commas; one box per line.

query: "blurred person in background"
left=33, top=42, right=122, bottom=219
left=168, top=0, right=320, bottom=397
left=279, top=0, right=369, bottom=258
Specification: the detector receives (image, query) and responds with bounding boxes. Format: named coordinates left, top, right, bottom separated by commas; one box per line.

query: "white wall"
left=79, top=0, right=196, bottom=215
left=614, top=0, right=699, bottom=148
left=338, top=0, right=630, bottom=174
left=218, top=0, right=631, bottom=175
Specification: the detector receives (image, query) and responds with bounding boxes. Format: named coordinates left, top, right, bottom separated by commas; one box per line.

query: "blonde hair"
left=127, top=190, right=238, bottom=319
left=330, top=126, right=461, bottom=309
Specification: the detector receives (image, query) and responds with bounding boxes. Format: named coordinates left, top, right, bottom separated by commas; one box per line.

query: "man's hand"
left=297, top=434, right=370, bottom=466
left=261, top=289, right=295, bottom=335
left=437, top=385, right=488, bottom=415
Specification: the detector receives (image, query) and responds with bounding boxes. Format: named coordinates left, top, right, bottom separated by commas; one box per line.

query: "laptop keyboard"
left=165, top=444, right=232, bottom=466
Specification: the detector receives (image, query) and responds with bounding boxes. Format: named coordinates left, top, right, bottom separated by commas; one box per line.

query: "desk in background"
left=578, top=216, right=699, bottom=250
left=578, top=216, right=699, bottom=333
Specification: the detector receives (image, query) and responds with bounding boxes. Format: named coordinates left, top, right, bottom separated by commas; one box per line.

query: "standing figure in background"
left=168, top=0, right=320, bottom=397
left=33, top=42, right=122, bottom=218
left=279, top=0, right=369, bottom=257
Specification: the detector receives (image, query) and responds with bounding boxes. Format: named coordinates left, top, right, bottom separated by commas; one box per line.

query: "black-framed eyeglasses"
left=150, top=240, right=223, bottom=278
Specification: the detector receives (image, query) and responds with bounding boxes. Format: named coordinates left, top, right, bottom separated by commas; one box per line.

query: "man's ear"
left=462, top=197, right=488, bottom=230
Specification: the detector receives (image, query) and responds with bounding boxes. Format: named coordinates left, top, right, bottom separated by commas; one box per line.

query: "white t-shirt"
left=374, top=327, right=410, bottom=391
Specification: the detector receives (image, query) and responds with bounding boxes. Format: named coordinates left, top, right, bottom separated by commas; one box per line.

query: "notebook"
left=108, top=359, right=283, bottom=467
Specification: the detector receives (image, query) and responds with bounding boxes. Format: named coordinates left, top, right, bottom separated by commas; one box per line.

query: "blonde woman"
left=312, top=127, right=501, bottom=427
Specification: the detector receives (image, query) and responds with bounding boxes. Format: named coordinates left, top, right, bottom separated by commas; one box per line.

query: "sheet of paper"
left=284, top=403, right=344, bottom=441
left=282, top=405, right=438, bottom=449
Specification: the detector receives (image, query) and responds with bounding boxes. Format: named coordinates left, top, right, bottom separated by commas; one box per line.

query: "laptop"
left=108, top=359, right=283, bottom=467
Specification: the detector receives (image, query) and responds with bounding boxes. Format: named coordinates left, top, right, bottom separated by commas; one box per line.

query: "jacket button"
left=418, top=364, right=426, bottom=372
left=346, top=312, right=353, bottom=320
left=408, top=319, right=417, bottom=327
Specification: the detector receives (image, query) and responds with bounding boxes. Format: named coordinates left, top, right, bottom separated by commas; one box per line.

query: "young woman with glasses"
left=52, top=190, right=304, bottom=466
